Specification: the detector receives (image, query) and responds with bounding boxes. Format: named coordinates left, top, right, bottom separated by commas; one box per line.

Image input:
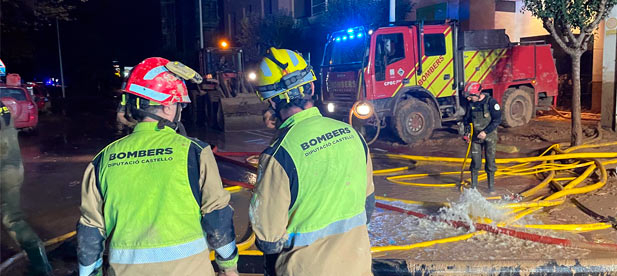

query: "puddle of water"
left=370, top=189, right=592, bottom=260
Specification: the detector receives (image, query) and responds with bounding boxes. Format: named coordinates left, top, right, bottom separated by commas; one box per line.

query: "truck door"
left=418, top=26, right=455, bottom=98
left=369, top=27, right=416, bottom=100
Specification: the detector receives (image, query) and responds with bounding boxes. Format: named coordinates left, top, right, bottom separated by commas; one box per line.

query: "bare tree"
left=523, top=0, right=617, bottom=145
left=237, top=13, right=296, bottom=63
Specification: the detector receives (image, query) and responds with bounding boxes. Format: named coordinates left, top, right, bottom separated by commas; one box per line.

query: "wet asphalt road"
left=0, top=107, right=275, bottom=263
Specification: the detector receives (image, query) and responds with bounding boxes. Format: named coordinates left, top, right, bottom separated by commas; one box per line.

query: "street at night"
left=2, top=0, right=617, bottom=275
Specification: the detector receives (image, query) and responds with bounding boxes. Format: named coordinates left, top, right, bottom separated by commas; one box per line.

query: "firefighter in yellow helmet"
left=250, top=47, right=375, bottom=275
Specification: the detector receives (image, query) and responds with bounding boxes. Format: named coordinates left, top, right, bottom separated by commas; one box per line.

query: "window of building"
left=374, top=33, right=405, bottom=81
left=312, top=0, right=327, bottom=16
left=496, top=1, right=516, bottom=12
left=265, top=0, right=272, bottom=15
left=424, top=34, right=446, bottom=56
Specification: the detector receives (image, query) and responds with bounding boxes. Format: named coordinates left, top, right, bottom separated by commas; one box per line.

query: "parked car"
left=0, top=84, right=39, bottom=131
left=26, top=82, right=51, bottom=113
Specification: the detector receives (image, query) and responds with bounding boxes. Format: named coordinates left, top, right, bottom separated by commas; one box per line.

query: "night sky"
left=2, top=0, right=165, bottom=95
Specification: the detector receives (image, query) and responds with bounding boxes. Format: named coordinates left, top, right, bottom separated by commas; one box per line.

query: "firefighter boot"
left=487, top=172, right=496, bottom=195
left=470, top=171, right=479, bottom=189
left=24, top=241, right=53, bottom=276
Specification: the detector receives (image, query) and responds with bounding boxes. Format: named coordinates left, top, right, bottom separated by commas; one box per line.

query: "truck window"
left=323, top=37, right=366, bottom=66
left=424, top=34, right=446, bottom=56
left=375, top=33, right=405, bottom=81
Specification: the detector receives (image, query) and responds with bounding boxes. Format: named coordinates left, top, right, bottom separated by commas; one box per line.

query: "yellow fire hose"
left=373, top=141, right=617, bottom=237
left=459, top=123, right=473, bottom=190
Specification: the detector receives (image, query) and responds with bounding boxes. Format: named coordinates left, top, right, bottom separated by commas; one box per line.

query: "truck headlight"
left=327, top=102, right=335, bottom=113
left=353, top=101, right=373, bottom=119
left=248, top=72, right=257, bottom=81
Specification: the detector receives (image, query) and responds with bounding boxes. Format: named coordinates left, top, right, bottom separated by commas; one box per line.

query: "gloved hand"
left=263, top=109, right=276, bottom=129
left=216, top=251, right=239, bottom=276
left=462, top=133, right=470, bottom=143
left=217, top=267, right=240, bottom=276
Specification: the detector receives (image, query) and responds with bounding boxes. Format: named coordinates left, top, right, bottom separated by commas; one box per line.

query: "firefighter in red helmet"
left=463, top=82, right=502, bottom=194
left=77, top=57, right=239, bottom=276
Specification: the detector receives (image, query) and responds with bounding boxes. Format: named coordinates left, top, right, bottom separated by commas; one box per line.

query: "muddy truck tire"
left=392, top=98, right=436, bottom=144
left=502, top=88, right=533, bottom=128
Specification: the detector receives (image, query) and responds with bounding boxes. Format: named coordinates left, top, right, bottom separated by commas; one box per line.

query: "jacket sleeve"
left=483, top=98, right=502, bottom=134
left=365, top=151, right=375, bottom=224
left=463, top=102, right=471, bottom=133
left=249, top=152, right=290, bottom=255
left=77, top=162, right=105, bottom=276
left=198, top=146, right=238, bottom=269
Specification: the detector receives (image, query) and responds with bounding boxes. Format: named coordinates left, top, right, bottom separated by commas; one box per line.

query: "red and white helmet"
left=464, top=81, right=481, bottom=96
left=124, top=57, right=191, bottom=106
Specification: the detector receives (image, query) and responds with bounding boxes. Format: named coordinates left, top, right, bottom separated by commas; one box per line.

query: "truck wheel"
left=393, top=98, right=436, bottom=144
left=502, top=88, right=533, bottom=128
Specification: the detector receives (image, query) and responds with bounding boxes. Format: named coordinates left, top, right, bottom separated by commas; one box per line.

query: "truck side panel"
left=533, top=45, right=559, bottom=101
left=479, top=45, right=558, bottom=106
left=462, top=48, right=509, bottom=91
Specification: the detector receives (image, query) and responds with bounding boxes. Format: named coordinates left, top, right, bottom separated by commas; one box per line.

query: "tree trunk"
left=570, top=52, right=583, bottom=146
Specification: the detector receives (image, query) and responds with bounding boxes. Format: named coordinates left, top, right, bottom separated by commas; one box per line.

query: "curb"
left=373, top=258, right=617, bottom=275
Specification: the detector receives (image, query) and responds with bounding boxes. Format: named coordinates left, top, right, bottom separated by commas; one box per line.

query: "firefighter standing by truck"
left=463, top=82, right=502, bottom=194
left=250, top=47, right=375, bottom=276
left=77, top=57, right=239, bottom=276
left=1, top=102, right=54, bottom=275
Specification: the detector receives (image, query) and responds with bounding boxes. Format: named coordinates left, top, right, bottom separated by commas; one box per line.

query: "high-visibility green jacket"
left=249, top=107, right=375, bottom=276
left=78, top=122, right=237, bottom=276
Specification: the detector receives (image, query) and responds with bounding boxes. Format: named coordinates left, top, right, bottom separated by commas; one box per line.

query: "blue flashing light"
left=347, top=28, right=353, bottom=33
left=335, top=37, right=341, bottom=42
left=349, top=35, right=355, bottom=39
left=357, top=33, right=363, bottom=38
left=342, top=36, right=347, bottom=40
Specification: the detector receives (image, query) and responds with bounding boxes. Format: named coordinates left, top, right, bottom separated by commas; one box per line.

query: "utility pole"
left=56, top=18, right=66, bottom=99
left=389, top=0, right=395, bottom=23
left=198, top=0, right=204, bottom=49
left=0, top=0, right=3, bottom=57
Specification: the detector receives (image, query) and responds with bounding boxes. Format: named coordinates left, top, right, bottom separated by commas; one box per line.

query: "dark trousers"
left=470, top=130, right=498, bottom=188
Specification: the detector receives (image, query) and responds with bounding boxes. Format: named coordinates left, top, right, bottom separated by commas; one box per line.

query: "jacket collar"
left=279, top=107, right=322, bottom=129
left=133, top=121, right=176, bottom=133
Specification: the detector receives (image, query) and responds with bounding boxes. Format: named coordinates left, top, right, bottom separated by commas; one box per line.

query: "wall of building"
left=602, top=6, right=617, bottom=130
left=465, top=0, right=495, bottom=30
left=294, top=0, right=309, bottom=18
left=409, top=0, right=459, bottom=21
left=494, top=1, right=547, bottom=42
left=277, top=0, right=294, bottom=16
left=221, top=0, right=262, bottom=39
left=410, top=0, right=493, bottom=30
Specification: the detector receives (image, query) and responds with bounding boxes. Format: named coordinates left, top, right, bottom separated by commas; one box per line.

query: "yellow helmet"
left=255, top=47, right=316, bottom=103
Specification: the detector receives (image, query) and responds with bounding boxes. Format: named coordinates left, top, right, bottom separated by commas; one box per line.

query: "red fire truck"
left=320, top=21, right=558, bottom=144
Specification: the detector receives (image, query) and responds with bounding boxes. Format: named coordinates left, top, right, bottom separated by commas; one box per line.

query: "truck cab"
left=320, top=21, right=558, bottom=144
